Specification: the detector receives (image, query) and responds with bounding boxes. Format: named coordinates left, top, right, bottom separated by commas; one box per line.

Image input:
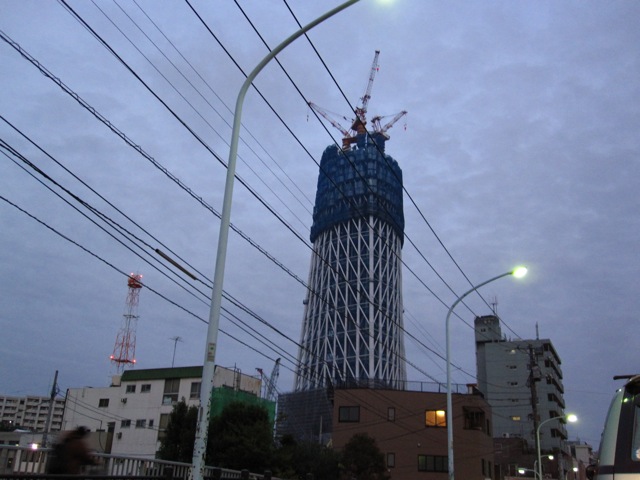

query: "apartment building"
left=0, top=395, right=64, bottom=432
left=331, top=387, right=495, bottom=479
left=62, top=365, right=261, bottom=458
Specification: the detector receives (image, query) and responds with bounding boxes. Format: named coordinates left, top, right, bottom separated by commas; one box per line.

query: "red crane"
left=308, top=50, right=406, bottom=149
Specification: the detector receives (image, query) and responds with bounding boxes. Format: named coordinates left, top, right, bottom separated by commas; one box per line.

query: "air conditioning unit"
left=116, top=432, right=122, bottom=439
left=121, top=398, right=127, bottom=404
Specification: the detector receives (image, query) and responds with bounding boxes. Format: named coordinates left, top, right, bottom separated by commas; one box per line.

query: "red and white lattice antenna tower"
left=110, top=273, right=143, bottom=372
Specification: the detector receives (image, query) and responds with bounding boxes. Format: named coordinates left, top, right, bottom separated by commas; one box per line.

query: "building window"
left=464, top=408, right=486, bottom=432
left=98, top=398, right=109, bottom=408
left=388, top=407, right=395, bottom=422
left=190, top=382, right=201, bottom=399
left=141, top=384, right=151, bottom=393
left=512, top=416, right=521, bottom=421
left=387, top=453, right=395, bottom=468
left=425, top=410, right=446, bottom=428
left=507, top=381, right=519, bottom=386
left=126, top=385, right=136, bottom=393
left=158, top=414, right=170, bottom=442
left=418, top=455, right=448, bottom=472
left=148, top=419, right=154, bottom=428
left=338, top=406, right=360, bottom=423
left=121, top=419, right=131, bottom=428
left=163, top=379, right=180, bottom=405
left=135, top=419, right=146, bottom=428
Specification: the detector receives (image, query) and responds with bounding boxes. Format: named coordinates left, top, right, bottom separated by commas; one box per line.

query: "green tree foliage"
left=339, top=433, right=390, bottom=480
left=156, top=399, right=198, bottom=463
left=206, top=401, right=274, bottom=473
left=273, top=434, right=340, bottom=480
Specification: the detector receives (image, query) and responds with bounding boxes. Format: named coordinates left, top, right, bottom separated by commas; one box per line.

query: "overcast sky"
left=1, top=0, right=638, bottom=449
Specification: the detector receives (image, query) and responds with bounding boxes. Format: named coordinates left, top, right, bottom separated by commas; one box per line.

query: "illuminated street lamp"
left=446, top=266, right=528, bottom=480
left=534, top=454, right=554, bottom=477
left=536, top=414, right=578, bottom=480
left=517, top=467, right=540, bottom=479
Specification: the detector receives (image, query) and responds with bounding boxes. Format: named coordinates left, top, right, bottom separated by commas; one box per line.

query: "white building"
left=62, top=365, right=261, bottom=458
left=475, top=315, right=568, bottom=452
left=0, top=395, right=64, bottom=433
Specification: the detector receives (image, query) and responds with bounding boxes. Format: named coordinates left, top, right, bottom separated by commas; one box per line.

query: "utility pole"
left=528, top=345, right=541, bottom=459
left=170, top=336, right=183, bottom=368
left=42, top=370, right=58, bottom=448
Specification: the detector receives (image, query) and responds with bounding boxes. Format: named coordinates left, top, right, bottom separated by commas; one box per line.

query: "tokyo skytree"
left=294, top=130, right=406, bottom=391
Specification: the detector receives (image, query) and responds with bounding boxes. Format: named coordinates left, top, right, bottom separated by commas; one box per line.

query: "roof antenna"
left=490, top=296, right=498, bottom=315
left=535, top=323, right=539, bottom=340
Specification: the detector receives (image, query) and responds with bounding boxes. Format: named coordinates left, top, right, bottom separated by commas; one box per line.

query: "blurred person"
left=47, top=426, right=99, bottom=474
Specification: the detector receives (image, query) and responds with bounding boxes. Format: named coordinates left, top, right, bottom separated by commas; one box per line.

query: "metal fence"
left=0, top=446, right=276, bottom=480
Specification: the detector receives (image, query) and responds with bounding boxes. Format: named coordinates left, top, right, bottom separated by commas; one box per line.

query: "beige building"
left=331, top=387, right=495, bottom=479
left=0, top=395, right=64, bottom=433
left=62, top=365, right=261, bottom=459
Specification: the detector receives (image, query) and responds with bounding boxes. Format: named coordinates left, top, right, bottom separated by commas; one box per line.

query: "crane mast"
left=354, top=49, right=380, bottom=126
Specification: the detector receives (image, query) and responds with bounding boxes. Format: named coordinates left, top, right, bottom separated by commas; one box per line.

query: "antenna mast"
left=110, top=273, right=143, bottom=372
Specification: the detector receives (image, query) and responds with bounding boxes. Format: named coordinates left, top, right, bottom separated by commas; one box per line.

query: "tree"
left=206, top=401, right=274, bottom=473
left=273, top=434, right=340, bottom=480
left=340, top=433, right=390, bottom=480
left=156, top=399, right=198, bottom=463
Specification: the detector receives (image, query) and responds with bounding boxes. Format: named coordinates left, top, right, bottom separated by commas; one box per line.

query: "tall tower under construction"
left=294, top=125, right=406, bottom=390
left=294, top=132, right=406, bottom=391
left=279, top=52, right=407, bottom=443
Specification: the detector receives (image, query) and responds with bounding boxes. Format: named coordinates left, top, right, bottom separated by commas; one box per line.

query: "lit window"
left=512, top=416, right=521, bottom=421
left=425, top=410, right=446, bottom=428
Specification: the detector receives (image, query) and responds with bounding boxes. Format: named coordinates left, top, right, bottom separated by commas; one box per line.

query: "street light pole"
left=190, top=2, right=361, bottom=480
left=446, top=266, right=527, bottom=480
left=536, top=414, right=577, bottom=480
left=517, top=467, right=540, bottom=479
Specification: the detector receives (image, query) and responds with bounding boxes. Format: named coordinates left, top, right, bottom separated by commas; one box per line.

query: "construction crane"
left=308, top=50, right=407, bottom=149
left=256, top=358, right=281, bottom=402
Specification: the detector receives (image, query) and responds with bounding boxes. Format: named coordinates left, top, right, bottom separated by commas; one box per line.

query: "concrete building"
left=475, top=314, right=570, bottom=478
left=330, top=387, right=495, bottom=479
left=0, top=395, right=64, bottom=433
left=294, top=132, right=406, bottom=391
left=62, top=365, right=261, bottom=458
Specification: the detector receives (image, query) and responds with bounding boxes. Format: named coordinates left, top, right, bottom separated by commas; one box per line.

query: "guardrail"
left=0, top=446, right=275, bottom=480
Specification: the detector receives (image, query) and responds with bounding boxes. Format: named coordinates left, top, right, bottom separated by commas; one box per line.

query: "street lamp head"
left=512, top=266, right=528, bottom=278
left=566, top=413, right=578, bottom=423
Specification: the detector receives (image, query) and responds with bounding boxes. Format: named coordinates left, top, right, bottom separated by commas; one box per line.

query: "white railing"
left=0, top=446, right=274, bottom=479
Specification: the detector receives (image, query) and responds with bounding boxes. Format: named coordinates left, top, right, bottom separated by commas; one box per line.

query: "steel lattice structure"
left=110, top=273, right=142, bottom=372
left=294, top=133, right=406, bottom=391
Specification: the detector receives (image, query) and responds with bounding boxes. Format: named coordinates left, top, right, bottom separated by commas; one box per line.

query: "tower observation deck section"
left=294, top=132, right=406, bottom=391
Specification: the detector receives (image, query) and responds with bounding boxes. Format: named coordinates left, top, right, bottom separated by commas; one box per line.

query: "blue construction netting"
left=309, top=133, right=404, bottom=244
